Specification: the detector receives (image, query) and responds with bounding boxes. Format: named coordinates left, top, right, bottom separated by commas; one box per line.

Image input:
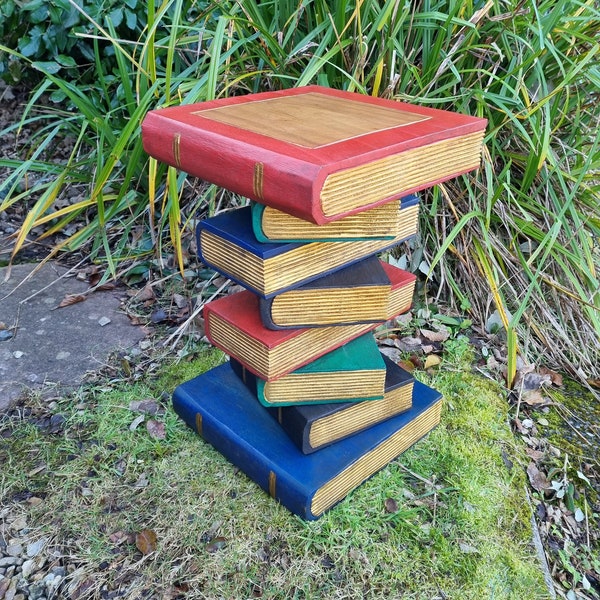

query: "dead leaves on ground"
left=377, top=313, right=450, bottom=373
left=55, top=266, right=117, bottom=309
left=127, top=398, right=167, bottom=441
left=135, top=529, right=158, bottom=555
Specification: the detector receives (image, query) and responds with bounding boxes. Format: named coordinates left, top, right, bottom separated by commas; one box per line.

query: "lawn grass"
left=1, top=345, right=551, bottom=599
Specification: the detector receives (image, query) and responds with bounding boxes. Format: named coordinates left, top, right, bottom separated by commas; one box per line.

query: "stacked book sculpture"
left=142, top=86, right=486, bottom=520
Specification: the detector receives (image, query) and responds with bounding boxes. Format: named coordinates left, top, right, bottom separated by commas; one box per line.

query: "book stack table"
left=142, top=86, right=486, bottom=520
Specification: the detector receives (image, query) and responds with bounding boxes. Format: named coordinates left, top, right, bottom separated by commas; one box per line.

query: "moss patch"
left=0, top=347, right=551, bottom=599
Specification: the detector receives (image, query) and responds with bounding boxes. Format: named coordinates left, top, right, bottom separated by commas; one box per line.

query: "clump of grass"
left=1, top=347, right=551, bottom=599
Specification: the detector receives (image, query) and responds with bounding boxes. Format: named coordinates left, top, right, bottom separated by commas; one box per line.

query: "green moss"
left=0, top=358, right=551, bottom=598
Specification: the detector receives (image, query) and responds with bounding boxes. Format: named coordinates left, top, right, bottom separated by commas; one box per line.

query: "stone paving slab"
left=0, top=262, right=146, bottom=412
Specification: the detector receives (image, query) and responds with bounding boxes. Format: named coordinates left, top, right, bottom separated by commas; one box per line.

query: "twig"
left=163, top=275, right=230, bottom=348
left=526, top=486, right=557, bottom=599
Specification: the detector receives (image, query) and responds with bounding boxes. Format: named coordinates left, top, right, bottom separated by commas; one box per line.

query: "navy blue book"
left=172, top=362, right=442, bottom=520
left=197, top=194, right=419, bottom=298
left=231, top=353, right=415, bottom=454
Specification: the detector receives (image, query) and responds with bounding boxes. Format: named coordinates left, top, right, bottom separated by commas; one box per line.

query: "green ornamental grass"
left=0, top=0, right=598, bottom=382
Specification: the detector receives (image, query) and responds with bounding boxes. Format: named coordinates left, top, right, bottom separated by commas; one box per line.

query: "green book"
left=230, top=333, right=386, bottom=406
left=251, top=194, right=419, bottom=243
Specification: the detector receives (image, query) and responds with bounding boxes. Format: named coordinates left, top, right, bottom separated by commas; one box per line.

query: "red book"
left=204, top=289, right=402, bottom=381
left=142, top=86, right=487, bottom=224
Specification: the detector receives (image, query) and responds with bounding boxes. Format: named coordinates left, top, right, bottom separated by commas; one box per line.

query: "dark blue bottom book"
left=172, top=362, right=442, bottom=520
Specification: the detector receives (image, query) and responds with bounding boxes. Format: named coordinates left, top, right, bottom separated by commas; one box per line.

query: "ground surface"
left=0, top=262, right=148, bottom=412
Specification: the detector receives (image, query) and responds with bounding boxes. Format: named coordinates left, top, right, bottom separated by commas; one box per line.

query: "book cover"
left=197, top=195, right=419, bottom=298
left=251, top=194, right=419, bottom=243
left=259, top=257, right=416, bottom=329
left=229, top=333, right=387, bottom=406
left=232, top=353, right=414, bottom=454
left=172, top=361, right=442, bottom=520
left=142, top=85, right=487, bottom=224
left=203, top=290, right=386, bottom=381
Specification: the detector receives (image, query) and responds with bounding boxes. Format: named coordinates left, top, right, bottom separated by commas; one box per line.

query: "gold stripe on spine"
left=269, top=471, right=277, bottom=498
left=253, top=163, right=264, bottom=200
left=172, top=133, right=182, bottom=168
left=195, top=413, right=203, bottom=437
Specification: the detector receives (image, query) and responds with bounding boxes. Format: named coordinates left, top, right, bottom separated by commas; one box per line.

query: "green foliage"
left=1, top=0, right=599, bottom=381
left=0, top=0, right=153, bottom=83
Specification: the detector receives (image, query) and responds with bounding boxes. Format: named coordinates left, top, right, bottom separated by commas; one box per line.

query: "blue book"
left=172, top=362, right=442, bottom=520
left=197, top=194, right=419, bottom=298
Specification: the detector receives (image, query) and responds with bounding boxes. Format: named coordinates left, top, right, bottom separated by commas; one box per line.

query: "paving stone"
left=0, top=262, right=146, bottom=412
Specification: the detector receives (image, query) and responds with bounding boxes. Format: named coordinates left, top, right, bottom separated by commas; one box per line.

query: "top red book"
left=142, top=86, right=487, bottom=224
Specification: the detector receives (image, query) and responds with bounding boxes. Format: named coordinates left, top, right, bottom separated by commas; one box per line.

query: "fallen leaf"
left=384, top=498, right=398, bottom=513
left=522, top=389, right=550, bottom=406
left=527, top=462, right=550, bottom=493
left=134, top=473, right=150, bottom=488
left=205, top=536, right=227, bottom=553
left=135, top=529, right=157, bottom=555
left=129, top=399, right=160, bottom=415
left=525, top=448, right=545, bottom=461
left=398, top=360, right=416, bottom=372
left=151, top=308, right=168, bottom=324
left=501, top=449, right=513, bottom=471
left=408, top=354, right=423, bottom=369
left=70, top=576, right=95, bottom=600
left=146, top=419, right=166, bottom=440
left=420, top=328, right=450, bottom=342
left=424, top=354, right=442, bottom=369
left=129, top=415, right=145, bottom=431
left=538, top=366, right=563, bottom=386
left=131, top=285, right=155, bottom=302
left=57, top=293, right=86, bottom=308
left=458, top=542, right=478, bottom=554
left=172, top=293, right=187, bottom=308
left=109, top=530, right=133, bottom=545
left=521, top=372, right=552, bottom=391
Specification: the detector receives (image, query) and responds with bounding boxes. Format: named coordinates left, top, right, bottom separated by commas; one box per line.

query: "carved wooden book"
left=197, top=196, right=418, bottom=298
left=142, top=86, right=487, bottom=224
left=172, top=361, right=442, bottom=519
left=251, top=194, right=419, bottom=243
left=231, top=353, right=415, bottom=454
left=258, top=257, right=416, bottom=330
left=203, top=289, right=407, bottom=381
left=229, top=333, right=387, bottom=406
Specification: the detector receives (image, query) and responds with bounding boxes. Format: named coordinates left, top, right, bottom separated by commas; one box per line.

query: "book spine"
left=142, top=114, right=325, bottom=223
left=172, top=386, right=316, bottom=520
left=271, top=408, right=312, bottom=454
